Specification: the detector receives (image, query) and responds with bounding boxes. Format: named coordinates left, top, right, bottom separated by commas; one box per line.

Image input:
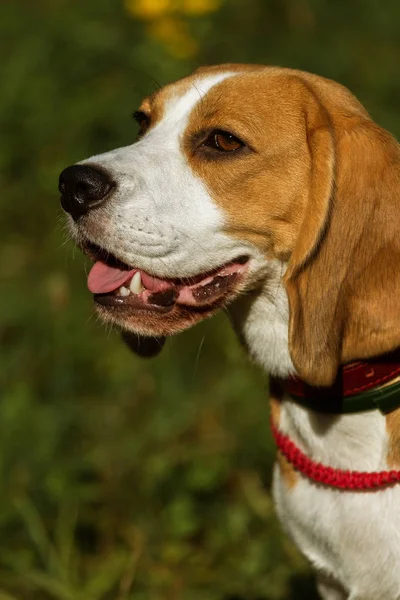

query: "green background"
left=1, top=1, right=399, bottom=598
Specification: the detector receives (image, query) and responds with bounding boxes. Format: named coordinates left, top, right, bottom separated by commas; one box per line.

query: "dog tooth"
left=130, top=271, right=144, bottom=294
left=119, top=286, right=130, bottom=297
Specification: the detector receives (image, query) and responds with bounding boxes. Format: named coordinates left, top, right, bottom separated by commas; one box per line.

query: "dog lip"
left=94, top=293, right=175, bottom=313
left=148, top=289, right=178, bottom=307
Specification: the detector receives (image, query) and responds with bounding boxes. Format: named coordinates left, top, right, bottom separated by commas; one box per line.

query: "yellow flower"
left=124, top=0, right=224, bottom=58
left=125, top=0, right=223, bottom=19
left=148, top=16, right=198, bottom=58
left=125, top=0, right=173, bottom=20
left=181, top=0, right=222, bottom=15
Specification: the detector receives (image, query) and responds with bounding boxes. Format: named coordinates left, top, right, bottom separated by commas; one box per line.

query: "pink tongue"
left=87, top=261, right=175, bottom=294
left=88, top=261, right=135, bottom=294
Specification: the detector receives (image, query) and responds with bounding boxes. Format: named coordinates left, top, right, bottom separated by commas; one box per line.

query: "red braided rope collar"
left=271, top=419, right=400, bottom=490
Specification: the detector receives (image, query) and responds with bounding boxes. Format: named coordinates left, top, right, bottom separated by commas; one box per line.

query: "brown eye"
left=133, top=110, right=150, bottom=138
left=204, top=130, right=244, bottom=152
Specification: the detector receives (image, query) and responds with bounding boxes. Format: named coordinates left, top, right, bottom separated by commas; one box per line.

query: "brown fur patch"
left=384, top=376, right=400, bottom=468
left=386, top=408, right=400, bottom=468
left=277, top=452, right=298, bottom=490
left=269, top=377, right=283, bottom=427
left=270, top=378, right=298, bottom=489
left=184, top=69, right=312, bottom=260
left=270, top=397, right=281, bottom=428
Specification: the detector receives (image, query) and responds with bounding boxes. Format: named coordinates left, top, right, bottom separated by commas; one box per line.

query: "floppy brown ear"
left=284, top=90, right=400, bottom=386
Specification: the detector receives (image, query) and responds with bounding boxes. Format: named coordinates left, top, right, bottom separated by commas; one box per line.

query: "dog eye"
left=203, top=130, right=244, bottom=152
left=133, top=110, right=150, bottom=138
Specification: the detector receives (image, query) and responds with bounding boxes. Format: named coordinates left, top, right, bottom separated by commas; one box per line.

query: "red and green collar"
left=285, top=349, right=400, bottom=415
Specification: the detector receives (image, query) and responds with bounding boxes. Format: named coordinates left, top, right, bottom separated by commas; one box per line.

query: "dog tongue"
left=87, top=261, right=175, bottom=294
left=88, top=261, right=135, bottom=294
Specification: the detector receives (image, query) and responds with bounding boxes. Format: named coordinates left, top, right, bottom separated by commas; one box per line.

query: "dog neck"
left=228, top=260, right=294, bottom=379
left=229, top=274, right=400, bottom=473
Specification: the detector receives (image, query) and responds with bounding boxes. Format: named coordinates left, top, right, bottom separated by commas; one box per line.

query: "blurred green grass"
left=1, top=0, right=399, bottom=597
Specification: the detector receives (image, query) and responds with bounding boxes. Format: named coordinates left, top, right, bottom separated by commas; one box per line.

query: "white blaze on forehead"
left=156, top=71, right=234, bottom=135
left=134, top=71, right=236, bottom=156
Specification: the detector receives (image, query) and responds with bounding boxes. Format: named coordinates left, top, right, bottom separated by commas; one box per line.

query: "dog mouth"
left=84, top=242, right=250, bottom=315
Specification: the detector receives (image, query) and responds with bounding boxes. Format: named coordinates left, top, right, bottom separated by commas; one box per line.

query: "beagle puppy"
left=60, top=65, right=400, bottom=600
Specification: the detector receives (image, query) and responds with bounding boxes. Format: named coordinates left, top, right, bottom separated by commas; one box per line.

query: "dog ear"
left=284, top=95, right=400, bottom=386
left=121, top=332, right=166, bottom=358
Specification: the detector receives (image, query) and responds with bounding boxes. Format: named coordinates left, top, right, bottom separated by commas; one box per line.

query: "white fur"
left=229, top=260, right=294, bottom=378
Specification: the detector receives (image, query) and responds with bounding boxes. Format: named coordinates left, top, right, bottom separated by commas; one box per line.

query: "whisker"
left=192, top=333, right=206, bottom=382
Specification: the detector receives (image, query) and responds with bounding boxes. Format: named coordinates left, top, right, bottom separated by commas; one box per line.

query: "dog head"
left=60, top=64, right=400, bottom=385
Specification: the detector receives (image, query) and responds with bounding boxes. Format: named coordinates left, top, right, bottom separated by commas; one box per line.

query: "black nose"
left=59, top=165, right=113, bottom=221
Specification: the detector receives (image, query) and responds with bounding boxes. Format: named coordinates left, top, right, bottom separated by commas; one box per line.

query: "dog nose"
left=59, top=165, right=113, bottom=221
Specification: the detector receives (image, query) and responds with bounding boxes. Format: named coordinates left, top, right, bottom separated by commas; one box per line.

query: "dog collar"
left=271, top=418, right=400, bottom=490
left=286, top=349, right=400, bottom=414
